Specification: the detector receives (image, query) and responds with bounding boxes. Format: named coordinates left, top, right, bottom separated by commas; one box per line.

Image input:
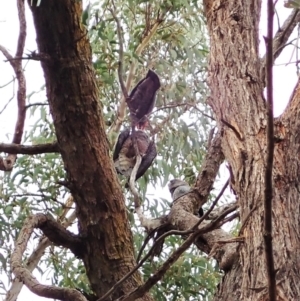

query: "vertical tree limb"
left=264, top=1, right=276, bottom=300
left=110, top=1, right=128, bottom=100
left=0, top=0, right=27, bottom=171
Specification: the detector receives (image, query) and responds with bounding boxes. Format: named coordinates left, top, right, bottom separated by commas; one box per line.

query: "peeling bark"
left=204, top=0, right=300, bottom=300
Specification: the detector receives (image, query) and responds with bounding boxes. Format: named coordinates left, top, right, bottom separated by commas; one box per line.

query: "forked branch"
left=11, top=214, right=87, bottom=301
left=6, top=196, right=76, bottom=301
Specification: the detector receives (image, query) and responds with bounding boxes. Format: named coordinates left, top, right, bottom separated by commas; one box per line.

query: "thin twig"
left=110, top=1, right=128, bottom=100
left=25, top=102, right=49, bottom=109
left=191, top=179, right=229, bottom=230
left=0, top=76, right=15, bottom=88
left=264, top=1, right=276, bottom=301
left=0, top=79, right=16, bottom=114
left=151, top=102, right=214, bottom=121
left=261, top=8, right=300, bottom=80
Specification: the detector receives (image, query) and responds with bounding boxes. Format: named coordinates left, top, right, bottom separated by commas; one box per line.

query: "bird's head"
left=168, top=179, right=188, bottom=196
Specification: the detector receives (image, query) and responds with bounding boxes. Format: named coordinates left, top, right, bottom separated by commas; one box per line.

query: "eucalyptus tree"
left=0, top=0, right=299, bottom=301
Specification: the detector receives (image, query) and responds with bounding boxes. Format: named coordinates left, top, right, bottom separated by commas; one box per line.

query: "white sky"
left=0, top=1, right=298, bottom=300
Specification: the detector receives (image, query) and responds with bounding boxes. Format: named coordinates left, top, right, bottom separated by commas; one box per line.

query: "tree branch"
left=195, top=130, right=225, bottom=206
left=35, top=214, right=83, bottom=258
left=121, top=204, right=239, bottom=301
left=0, top=0, right=27, bottom=171
left=261, top=9, right=300, bottom=80
left=11, top=214, right=87, bottom=301
left=98, top=181, right=231, bottom=301
left=5, top=196, right=76, bottom=301
left=263, top=1, right=276, bottom=300
left=110, top=1, right=128, bottom=100
left=0, top=78, right=16, bottom=114
left=272, top=9, right=300, bottom=61
left=0, top=141, right=59, bottom=155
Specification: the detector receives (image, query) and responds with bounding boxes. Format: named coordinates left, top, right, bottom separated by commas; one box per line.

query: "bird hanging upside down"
left=113, top=129, right=157, bottom=182
left=168, top=179, right=204, bottom=217
left=126, top=70, right=161, bottom=130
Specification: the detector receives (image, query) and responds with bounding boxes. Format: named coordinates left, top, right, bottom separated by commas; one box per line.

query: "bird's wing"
left=113, top=128, right=131, bottom=161
left=127, top=70, right=160, bottom=124
left=135, top=140, right=157, bottom=181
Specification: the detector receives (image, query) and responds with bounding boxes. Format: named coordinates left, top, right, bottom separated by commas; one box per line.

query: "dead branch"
left=120, top=230, right=203, bottom=301
left=5, top=196, right=76, bottom=301
left=169, top=193, right=238, bottom=270
left=272, top=9, right=300, bottom=61
left=263, top=1, right=276, bottom=301
left=11, top=213, right=87, bottom=301
left=0, top=141, right=59, bottom=155
left=0, top=0, right=27, bottom=171
left=261, top=9, right=300, bottom=80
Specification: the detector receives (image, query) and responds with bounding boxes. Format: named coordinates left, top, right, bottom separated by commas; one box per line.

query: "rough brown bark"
left=28, top=1, right=153, bottom=300
left=204, top=0, right=300, bottom=300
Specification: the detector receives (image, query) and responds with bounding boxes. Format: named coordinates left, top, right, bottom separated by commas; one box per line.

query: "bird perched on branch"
left=168, top=179, right=204, bottom=217
left=126, top=70, right=160, bottom=130
left=113, top=128, right=157, bottom=182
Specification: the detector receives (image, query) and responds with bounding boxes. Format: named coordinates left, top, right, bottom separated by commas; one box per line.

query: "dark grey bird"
left=113, top=129, right=157, bottom=181
left=168, top=179, right=203, bottom=217
left=126, top=70, right=160, bottom=130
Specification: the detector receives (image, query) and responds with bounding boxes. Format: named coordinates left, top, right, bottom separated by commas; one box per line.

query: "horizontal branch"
left=0, top=141, right=59, bottom=154
left=11, top=214, right=87, bottom=301
left=38, top=214, right=84, bottom=258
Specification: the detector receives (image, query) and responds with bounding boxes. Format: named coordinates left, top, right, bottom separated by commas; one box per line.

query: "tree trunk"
left=28, top=1, right=153, bottom=300
left=204, top=0, right=300, bottom=300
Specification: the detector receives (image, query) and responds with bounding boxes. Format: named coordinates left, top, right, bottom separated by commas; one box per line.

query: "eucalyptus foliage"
left=0, top=0, right=227, bottom=300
